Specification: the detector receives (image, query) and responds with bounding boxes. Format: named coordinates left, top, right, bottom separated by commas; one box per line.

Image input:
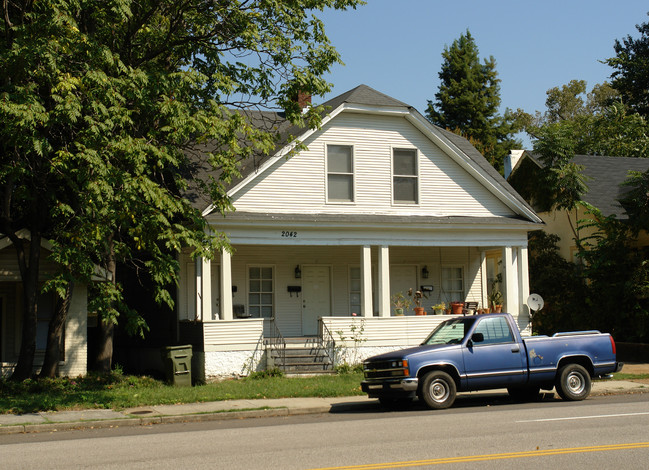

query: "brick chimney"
left=294, top=90, right=311, bottom=110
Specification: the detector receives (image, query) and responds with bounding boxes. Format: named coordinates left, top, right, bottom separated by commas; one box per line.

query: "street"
left=1, top=393, right=648, bottom=469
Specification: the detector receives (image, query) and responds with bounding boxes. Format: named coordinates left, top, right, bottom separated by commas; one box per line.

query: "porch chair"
left=462, top=301, right=479, bottom=316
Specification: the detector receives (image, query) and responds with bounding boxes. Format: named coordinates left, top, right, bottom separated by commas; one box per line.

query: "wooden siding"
left=178, top=245, right=487, bottom=338
left=232, top=113, right=514, bottom=218
left=322, top=315, right=450, bottom=347
left=202, top=319, right=264, bottom=351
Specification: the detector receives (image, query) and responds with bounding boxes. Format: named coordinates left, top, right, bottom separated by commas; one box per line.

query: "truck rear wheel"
left=555, top=364, right=591, bottom=401
left=420, top=371, right=456, bottom=410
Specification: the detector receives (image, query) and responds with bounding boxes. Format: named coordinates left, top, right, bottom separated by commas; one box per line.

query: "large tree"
left=1, top=0, right=361, bottom=380
left=605, top=12, right=649, bottom=116
left=426, top=30, right=524, bottom=172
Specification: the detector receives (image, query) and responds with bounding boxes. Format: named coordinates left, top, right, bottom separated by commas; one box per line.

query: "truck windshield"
left=422, top=318, right=476, bottom=345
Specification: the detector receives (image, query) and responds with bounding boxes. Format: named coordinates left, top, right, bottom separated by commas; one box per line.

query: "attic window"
left=327, top=145, right=354, bottom=202
left=393, top=148, right=418, bottom=204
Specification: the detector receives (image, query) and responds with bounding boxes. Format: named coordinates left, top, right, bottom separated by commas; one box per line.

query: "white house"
left=0, top=231, right=103, bottom=377
left=177, top=85, right=543, bottom=380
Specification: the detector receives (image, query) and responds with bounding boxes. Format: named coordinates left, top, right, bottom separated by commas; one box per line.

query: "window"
left=349, top=267, right=361, bottom=315
left=442, top=266, right=464, bottom=302
left=473, top=317, right=514, bottom=344
left=249, top=267, right=274, bottom=318
left=393, top=148, right=418, bottom=204
left=327, top=145, right=354, bottom=202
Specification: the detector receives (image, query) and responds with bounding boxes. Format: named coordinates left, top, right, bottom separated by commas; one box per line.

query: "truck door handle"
left=511, top=346, right=520, bottom=353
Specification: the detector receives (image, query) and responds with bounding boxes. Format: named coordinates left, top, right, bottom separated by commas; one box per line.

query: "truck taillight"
left=610, top=336, right=616, bottom=355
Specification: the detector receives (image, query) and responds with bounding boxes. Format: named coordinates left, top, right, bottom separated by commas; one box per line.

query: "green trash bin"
left=161, top=345, right=193, bottom=386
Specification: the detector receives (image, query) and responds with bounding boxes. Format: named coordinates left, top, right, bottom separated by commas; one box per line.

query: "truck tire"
left=420, top=371, right=456, bottom=410
left=555, top=364, right=591, bottom=401
left=507, top=386, right=541, bottom=402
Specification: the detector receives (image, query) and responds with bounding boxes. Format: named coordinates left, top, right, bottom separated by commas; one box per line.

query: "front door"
left=302, top=266, right=331, bottom=335
left=390, top=265, right=417, bottom=315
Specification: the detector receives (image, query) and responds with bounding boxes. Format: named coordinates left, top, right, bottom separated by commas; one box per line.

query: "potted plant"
left=489, top=290, right=504, bottom=313
left=391, top=292, right=412, bottom=316
left=433, top=302, right=446, bottom=315
left=408, top=288, right=427, bottom=315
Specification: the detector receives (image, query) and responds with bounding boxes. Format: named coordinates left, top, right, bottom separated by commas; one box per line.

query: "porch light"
left=295, top=265, right=301, bottom=279
left=421, top=266, right=429, bottom=279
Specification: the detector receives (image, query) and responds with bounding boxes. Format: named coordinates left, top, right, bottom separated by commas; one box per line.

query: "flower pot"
left=493, top=304, right=502, bottom=313
left=450, top=302, right=464, bottom=315
left=394, top=308, right=404, bottom=316
left=434, top=308, right=444, bottom=315
left=414, top=307, right=426, bottom=316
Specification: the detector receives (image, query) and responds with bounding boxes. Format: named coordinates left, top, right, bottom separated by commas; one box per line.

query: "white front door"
left=390, top=265, right=417, bottom=315
left=302, top=266, right=331, bottom=335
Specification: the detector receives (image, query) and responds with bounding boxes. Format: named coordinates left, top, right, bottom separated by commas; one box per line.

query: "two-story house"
left=175, top=85, right=543, bottom=380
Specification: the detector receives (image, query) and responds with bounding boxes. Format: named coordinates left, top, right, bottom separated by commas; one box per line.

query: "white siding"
left=203, top=319, right=264, bottom=351
left=232, top=113, right=514, bottom=218
left=178, top=245, right=490, bottom=339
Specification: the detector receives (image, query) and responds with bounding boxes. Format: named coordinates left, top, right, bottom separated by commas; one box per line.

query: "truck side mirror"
left=471, top=333, right=484, bottom=343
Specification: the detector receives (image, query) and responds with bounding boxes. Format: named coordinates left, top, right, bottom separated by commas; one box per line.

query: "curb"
left=1, top=386, right=646, bottom=436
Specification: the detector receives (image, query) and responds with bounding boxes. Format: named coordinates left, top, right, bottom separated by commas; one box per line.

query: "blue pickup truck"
left=361, top=313, right=622, bottom=409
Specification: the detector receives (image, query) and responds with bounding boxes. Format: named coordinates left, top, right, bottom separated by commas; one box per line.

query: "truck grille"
left=363, top=360, right=407, bottom=380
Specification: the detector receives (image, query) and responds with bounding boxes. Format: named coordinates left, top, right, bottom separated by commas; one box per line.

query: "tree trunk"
left=10, top=234, right=42, bottom=381
left=94, top=238, right=116, bottom=373
left=39, top=282, right=73, bottom=378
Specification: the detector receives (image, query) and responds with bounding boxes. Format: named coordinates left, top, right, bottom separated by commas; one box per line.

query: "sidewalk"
left=1, top=376, right=647, bottom=436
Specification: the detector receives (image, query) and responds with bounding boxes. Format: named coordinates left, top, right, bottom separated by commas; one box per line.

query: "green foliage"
left=247, top=368, right=285, bottom=380
left=426, top=30, right=525, bottom=172
left=605, top=12, right=649, bottom=117
left=621, top=170, right=649, bottom=234
left=0, top=0, right=362, bottom=373
left=528, top=231, right=589, bottom=335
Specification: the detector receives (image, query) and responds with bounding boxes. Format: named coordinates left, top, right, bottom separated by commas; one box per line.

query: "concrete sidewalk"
left=0, top=377, right=646, bottom=436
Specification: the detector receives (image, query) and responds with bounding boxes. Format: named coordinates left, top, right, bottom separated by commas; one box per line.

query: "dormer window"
left=393, top=148, right=418, bottom=204
left=327, top=144, right=354, bottom=202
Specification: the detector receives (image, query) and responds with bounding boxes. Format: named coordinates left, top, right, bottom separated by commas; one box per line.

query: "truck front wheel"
left=420, top=371, right=457, bottom=409
left=555, top=364, right=591, bottom=401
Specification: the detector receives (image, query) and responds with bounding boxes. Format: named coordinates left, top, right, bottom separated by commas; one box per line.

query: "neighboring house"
left=0, top=231, right=106, bottom=377
left=177, top=85, right=544, bottom=379
left=506, top=151, right=649, bottom=261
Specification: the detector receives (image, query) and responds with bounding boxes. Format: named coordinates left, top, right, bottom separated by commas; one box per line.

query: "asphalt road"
left=2, top=393, right=648, bottom=469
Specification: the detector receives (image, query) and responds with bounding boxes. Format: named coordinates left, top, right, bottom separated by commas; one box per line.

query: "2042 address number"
left=281, top=231, right=298, bottom=238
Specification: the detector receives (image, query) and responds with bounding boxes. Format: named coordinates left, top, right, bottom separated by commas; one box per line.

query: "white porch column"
left=502, top=246, right=520, bottom=316
left=480, top=251, right=488, bottom=310
left=518, top=246, right=530, bottom=318
left=195, top=257, right=203, bottom=321
left=361, top=245, right=373, bottom=318
left=220, top=249, right=233, bottom=320
left=201, top=256, right=212, bottom=320
left=377, top=245, right=390, bottom=317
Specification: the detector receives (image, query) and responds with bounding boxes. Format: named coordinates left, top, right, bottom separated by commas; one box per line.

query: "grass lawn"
left=0, top=371, right=365, bottom=415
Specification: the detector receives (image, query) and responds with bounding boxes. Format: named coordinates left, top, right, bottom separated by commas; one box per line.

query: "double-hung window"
left=441, top=266, right=464, bottom=302
left=249, top=267, right=274, bottom=318
left=327, top=145, right=354, bottom=202
left=392, top=148, right=418, bottom=204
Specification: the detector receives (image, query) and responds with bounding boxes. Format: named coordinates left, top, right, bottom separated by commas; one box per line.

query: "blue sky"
left=317, top=0, right=648, bottom=145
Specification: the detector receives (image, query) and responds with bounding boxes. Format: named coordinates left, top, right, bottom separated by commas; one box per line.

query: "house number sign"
left=281, top=231, right=298, bottom=238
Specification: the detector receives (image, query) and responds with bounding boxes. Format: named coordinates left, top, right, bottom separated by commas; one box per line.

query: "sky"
left=316, top=0, right=649, bottom=146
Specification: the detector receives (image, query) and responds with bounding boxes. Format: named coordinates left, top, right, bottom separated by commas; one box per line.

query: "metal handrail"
left=267, top=317, right=286, bottom=368
left=318, top=318, right=336, bottom=366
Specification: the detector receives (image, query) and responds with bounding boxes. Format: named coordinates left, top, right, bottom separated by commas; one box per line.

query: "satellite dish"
left=527, top=293, right=544, bottom=313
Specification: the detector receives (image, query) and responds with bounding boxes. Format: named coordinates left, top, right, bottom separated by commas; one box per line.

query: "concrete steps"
left=267, top=337, right=334, bottom=375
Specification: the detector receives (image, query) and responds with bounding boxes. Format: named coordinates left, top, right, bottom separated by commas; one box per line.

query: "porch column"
left=502, top=246, right=520, bottom=316
left=201, top=256, right=212, bottom=320
left=195, top=257, right=203, bottom=321
left=518, top=246, right=530, bottom=318
left=377, top=245, right=390, bottom=317
left=361, top=245, right=373, bottom=317
left=220, top=249, right=233, bottom=320
left=480, top=251, right=488, bottom=310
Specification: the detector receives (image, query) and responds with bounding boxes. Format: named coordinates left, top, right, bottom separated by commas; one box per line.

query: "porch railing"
left=267, top=317, right=286, bottom=368
left=318, top=318, right=336, bottom=366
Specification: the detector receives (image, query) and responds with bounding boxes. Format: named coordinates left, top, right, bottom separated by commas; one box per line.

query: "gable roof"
left=509, top=151, right=649, bottom=219
left=191, top=85, right=541, bottom=223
